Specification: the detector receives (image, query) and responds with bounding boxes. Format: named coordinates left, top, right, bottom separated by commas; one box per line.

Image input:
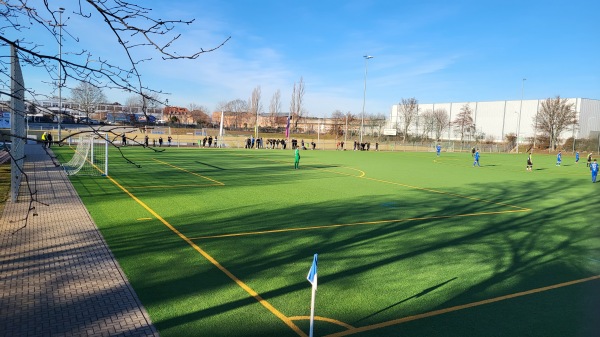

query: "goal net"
left=62, top=134, right=108, bottom=176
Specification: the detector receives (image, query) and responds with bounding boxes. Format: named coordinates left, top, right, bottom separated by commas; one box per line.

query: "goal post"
left=62, top=133, right=108, bottom=176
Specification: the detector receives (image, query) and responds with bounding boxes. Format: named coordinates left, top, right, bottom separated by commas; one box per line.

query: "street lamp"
left=360, top=55, right=373, bottom=144
left=57, top=7, right=65, bottom=141
left=516, top=78, right=526, bottom=153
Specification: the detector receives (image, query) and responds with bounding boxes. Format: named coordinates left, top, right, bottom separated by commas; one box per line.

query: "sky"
left=12, top=0, right=600, bottom=117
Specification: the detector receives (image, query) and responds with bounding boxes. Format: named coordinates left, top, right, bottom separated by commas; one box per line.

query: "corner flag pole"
left=307, top=254, right=318, bottom=337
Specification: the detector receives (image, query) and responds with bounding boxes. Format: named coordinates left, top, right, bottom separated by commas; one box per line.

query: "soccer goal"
left=62, top=133, right=108, bottom=176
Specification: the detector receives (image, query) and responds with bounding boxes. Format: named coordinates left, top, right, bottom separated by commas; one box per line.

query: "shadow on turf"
left=95, top=176, right=599, bottom=336
left=354, top=277, right=458, bottom=324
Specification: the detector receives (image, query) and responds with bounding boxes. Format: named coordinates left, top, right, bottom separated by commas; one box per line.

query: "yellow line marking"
left=137, top=217, right=153, bottom=221
left=361, top=175, right=528, bottom=210
left=289, top=316, right=355, bottom=329
left=325, top=274, right=600, bottom=336
left=105, top=175, right=307, bottom=337
left=190, top=209, right=530, bottom=240
left=233, top=152, right=528, bottom=211
left=152, top=158, right=225, bottom=186
left=125, top=183, right=223, bottom=189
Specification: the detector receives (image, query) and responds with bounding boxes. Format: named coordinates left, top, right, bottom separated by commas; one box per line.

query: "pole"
left=533, top=100, right=539, bottom=149
left=255, top=106, right=259, bottom=140
left=104, top=133, right=109, bottom=176
left=309, top=273, right=317, bottom=337
left=572, top=98, right=578, bottom=153
left=286, top=110, right=291, bottom=143
left=317, top=119, right=320, bottom=150
left=516, top=78, right=526, bottom=153
left=344, top=114, right=348, bottom=147
left=501, top=100, right=507, bottom=142
left=57, top=8, right=65, bottom=141
left=219, top=110, right=224, bottom=147
left=448, top=103, right=452, bottom=149
left=360, top=55, right=373, bottom=144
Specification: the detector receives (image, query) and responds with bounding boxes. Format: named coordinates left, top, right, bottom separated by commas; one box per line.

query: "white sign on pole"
left=383, top=128, right=397, bottom=136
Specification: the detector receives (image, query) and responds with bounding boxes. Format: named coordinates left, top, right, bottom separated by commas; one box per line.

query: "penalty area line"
left=152, top=158, right=225, bottom=186
left=325, top=274, right=600, bottom=336
left=190, top=209, right=530, bottom=240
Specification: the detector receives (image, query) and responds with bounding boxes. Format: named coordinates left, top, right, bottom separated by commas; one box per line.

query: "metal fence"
left=10, top=44, right=26, bottom=202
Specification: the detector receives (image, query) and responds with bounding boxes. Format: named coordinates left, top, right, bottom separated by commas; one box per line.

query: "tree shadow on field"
left=95, top=175, right=599, bottom=336
left=354, top=277, right=458, bottom=324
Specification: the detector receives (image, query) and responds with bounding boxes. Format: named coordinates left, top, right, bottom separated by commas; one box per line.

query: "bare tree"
left=418, top=109, right=435, bottom=140
left=268, top=90, right=281, bottom=127
left=398, top=98, right=418, bottom=142
left=329, top=110, right=346, bottom=137
left=432, top=108, right=449, bottom=141
left=188, top=104, right=211, bottom=126
left=224, top=99, right=249, bottom=130
left=248, top=86, right=262, bottom=131
left=346, top=111, right=359, bottom=138
left=1, top=1, right=230, bottom=132
left=1, top=1, right=230, bottom=229
left=534, top=96, right=577, bottom=150
left=453, top=103, right=475, bottom=143
left=289, top=77, right=305, bottom=131
left=70, top=81, right=107, bottom=118
left=139, top=91, right=162, bottom=114
left=367, top=113, right=387, bottom=138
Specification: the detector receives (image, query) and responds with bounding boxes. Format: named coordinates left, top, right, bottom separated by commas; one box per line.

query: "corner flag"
left=307, top=253, right=318, bottom=337
left=307, top=253, right=318, bottom=288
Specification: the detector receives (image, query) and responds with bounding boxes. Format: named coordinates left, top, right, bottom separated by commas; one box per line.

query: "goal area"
left=62, top=134, right=108, bottom=176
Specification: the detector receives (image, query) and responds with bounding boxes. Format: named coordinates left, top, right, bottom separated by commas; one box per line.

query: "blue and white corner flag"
left=307, top=253, right=318, bottom=289
left=307, top=253, right=318, bottom=337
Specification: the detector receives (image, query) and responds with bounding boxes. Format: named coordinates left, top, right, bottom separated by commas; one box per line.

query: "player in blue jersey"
left=591, top=159, right=598, bottom=183
left=436, top=144, right=441, bottom=157
left=556, top=151, right=562, bottom=166
left=575, top=151, right=580, bottom=164
left=473, top=149, right=481, bottom=167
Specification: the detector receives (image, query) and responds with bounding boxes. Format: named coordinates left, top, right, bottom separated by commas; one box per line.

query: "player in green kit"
left=294, top=148, right=300, bottom=169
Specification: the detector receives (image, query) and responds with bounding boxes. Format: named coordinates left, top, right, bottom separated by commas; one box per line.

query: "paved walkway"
left=0, top=144, right=159, bottom=337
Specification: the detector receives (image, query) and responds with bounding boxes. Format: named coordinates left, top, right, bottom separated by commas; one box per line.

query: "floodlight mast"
left=360, top=55, right=373, bottom=145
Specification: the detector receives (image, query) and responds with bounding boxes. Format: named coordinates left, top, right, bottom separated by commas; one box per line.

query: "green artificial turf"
left=52, top=146, right=600, bottom=337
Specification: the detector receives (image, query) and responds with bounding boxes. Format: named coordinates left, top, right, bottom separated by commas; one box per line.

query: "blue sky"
left=18, top=0, right=600, bottom=117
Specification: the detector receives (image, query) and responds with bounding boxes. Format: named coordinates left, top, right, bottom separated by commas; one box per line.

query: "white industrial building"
left=387, top=98, right=600, bottom=144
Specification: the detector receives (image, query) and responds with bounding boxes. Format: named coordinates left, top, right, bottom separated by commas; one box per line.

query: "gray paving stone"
left=1, top=145, right=159, bottom=337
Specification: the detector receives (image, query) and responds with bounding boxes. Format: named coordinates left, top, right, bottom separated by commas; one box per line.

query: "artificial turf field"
left=53, top=146, right=600, bottom=337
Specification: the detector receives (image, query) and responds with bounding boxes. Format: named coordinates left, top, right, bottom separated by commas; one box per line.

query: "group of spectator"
left=265, top=138, right=288, bottom=149
left=129, top=134, right=172, bottom=147
left=245, top=136, right=262, bottom=149
left=41, top=132, right=53, bottom=148
left=353, top=140, right=378, bottom=151
left=246, top=137, right=293, bottom=150
left=201, top=136, right=218, bottom=147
